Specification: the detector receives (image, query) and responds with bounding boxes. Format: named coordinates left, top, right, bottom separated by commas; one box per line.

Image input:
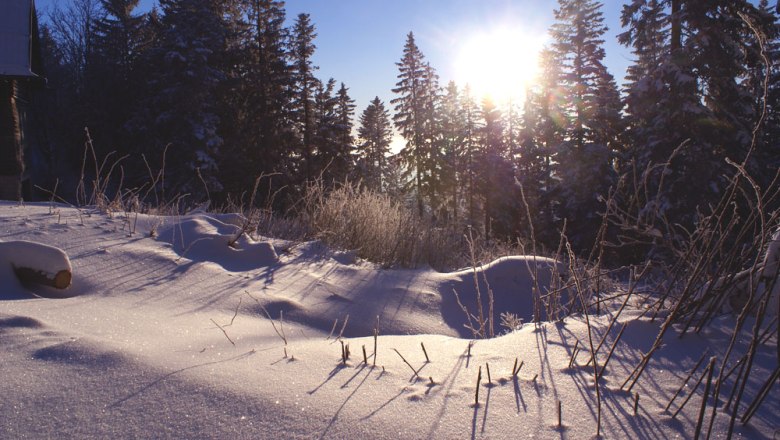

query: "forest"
left=38, top=0, right=780, bottom=257
left=3, top=2, right=779, bottom=437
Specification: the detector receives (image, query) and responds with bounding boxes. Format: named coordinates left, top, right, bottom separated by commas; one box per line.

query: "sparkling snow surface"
left=0, top=202, right=777, bottom=439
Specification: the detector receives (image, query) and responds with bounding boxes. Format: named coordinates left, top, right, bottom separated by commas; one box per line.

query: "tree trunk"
left=671, top=0, right=682, bottom=53
left=0, top=80, right=23, bottom=201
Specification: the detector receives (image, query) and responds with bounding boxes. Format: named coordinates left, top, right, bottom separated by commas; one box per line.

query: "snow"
left=0, top=238, right=72, bottom=294
left=0, top=239, right=72, bottom=277
left=0, top=202, right=777, bottom=439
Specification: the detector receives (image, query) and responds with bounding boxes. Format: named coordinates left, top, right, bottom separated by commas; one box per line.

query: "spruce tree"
left=437, top=81, right=465, bottom=223
left=312, top=79, right=355, bottom=184
left=85, top=0, right=149, bottom=168
left=332, top=83, right=356, bottom=181
left=477, top=96, right=518, bottom=239
left=392, top=32, right=441, bottom=216
left=356, top=97, right=393, bottom=192
left=459, top=84, right=481, bottom=227
left=550, top=0, right=613, bottom=148
left=222, top=0, right=292, bottom=199
left=289, top=13, right=319, bottom=183
left=620, top=0, right=773, bottom=230
left=547, top=0, right=619, bottom=250
left=127, top=0, right=230, bottom=198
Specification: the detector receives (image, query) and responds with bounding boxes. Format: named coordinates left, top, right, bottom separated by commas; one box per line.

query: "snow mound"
left=441, top=256, right=570, bottom=334
left=156, top=214, right=278, bottom=271
left=0, top=240, right=73, bottom=297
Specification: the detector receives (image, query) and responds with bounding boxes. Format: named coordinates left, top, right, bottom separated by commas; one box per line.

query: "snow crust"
left=0, top=202, right=776, bottom=439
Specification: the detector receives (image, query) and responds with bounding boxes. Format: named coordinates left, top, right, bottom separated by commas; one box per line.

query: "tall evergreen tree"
left=620, top=0, right=773, bottom=229
left=437, top=81, right=465, bottom=222
left=520, top=49, right=565, bottom=234
left=547, top=0, right=619, bottom=249
left=459, top=84, right=481, bottom=227
left=330, top=82, right=356, bottom=182
left=391, top=32, right=439, bottom=215
left=311, top=79, right=354, bottom=184
left=477, top=96, right=518, bottom=239
left=85, top=0, right=149, bottom=161
left=550, top=0, right=613, bottom=148
left=221, top=0, right=292, bottom=199
left=127, top=0, right=230, bottom=198
left=289, top=13, right=319, bottom=183
left=356, top=97, right=393, bottom=192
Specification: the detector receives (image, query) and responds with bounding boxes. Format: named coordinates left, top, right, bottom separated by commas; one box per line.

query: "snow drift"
left=156, top=214, right=279, bottom=271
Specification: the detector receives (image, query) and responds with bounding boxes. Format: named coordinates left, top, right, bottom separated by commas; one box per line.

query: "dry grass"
left=292, top=181, right=462, bottom=269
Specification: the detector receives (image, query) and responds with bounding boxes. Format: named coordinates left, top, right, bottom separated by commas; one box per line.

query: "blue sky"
left=36, top=0, right=634, bottom=122
left=283, top=1, right=632, bottom=110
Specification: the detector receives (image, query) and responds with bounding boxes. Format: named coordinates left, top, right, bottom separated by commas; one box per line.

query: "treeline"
left=43, top=0, right=357, bottom=204
left=40, top=0, right=780, bottom=255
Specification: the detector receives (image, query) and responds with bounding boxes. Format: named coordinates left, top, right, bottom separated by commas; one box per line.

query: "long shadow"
left=308, top=364, right=348, bottom=395
left=318, top=365, right=374, bottom=439
left=108, top=350, right=256, bottom=408
left=471, top=404, right=479, bottom=440
left=360, top=387, right=406, bottom=420
left=341, top=364, right=368, bottom=389
left=512, top=377, right=527, bottom=413
left=481, top=384, right=493, bottom=434
left=424, top=344, right=470, bottom=438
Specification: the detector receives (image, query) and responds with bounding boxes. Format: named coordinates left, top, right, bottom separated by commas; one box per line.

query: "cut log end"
left=54, top=270, right=72, bottom=289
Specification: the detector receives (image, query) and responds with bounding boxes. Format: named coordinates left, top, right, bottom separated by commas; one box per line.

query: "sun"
left=454, top=28, right=546, bottom=104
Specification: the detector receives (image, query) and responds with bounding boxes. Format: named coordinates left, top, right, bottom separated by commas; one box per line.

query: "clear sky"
left=280, top=0, right=633, bottom=113
left=36, top=0, right=635, bottom=141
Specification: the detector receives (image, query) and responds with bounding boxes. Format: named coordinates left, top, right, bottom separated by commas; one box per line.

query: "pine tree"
left=620, top=0, right=773, bottom=229
left=85, top=0, right=149, bottom=164
left=356, top=97, right=393, bottom=192
left=550, top=0, right=612, bottom=148
left=325, top=82, right=356, bottom=183
left=547, top=0, right=619, bottom=250
left=127, top=0, right=230, bottom=198
left=437, top=81, right=465, bottom=222
left=222, top=0, right=292, bottom=199
left=289, top=13, right=319, bottom=183
left=311, top=79, right=354, bottom=184
left=391, top=32, right=439, bottom=216
left=460, top=84, right=481, bottom=227
left=250, top=0, right=291, bottom=179
left=477, top=96, right=518, bottom=239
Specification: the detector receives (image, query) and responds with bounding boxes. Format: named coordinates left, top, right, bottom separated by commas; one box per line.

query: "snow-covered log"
left=0, top=240, right=72, bottom=289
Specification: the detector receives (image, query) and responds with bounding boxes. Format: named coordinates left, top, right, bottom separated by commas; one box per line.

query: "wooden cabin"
left=0, top=0, right=45, bottom=201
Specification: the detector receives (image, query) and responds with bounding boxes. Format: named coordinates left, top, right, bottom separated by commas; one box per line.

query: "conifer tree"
left=437, top=81, right=465, bottom=222
left=289, top=13, right=319, bottom=183
left=547, top=0, right=619, bottom=249
left=312, top=79, right=355, bottom=184
left=219, top=0, right=294, bottom=200
left=477, top=96, right=517, bottom=239
left=391, top=32, right=439, bottom=216
left=128, top=0, right=230, bottom=198
left=521, top=48, right=565, bottom=225
left=550, top=0, right=613, bottom=148
left=356, top=97, right=393, bottom=191
left=329, top=82, right=357, bottom=182
left=459, top=85, right=481, bottom=227
left=620, top=0, right=773, bottom=228
left=85, top=0, right=149, bottom=164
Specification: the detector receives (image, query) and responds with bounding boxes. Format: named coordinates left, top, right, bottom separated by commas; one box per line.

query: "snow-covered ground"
left=0, top=202, right=777, bottom=439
